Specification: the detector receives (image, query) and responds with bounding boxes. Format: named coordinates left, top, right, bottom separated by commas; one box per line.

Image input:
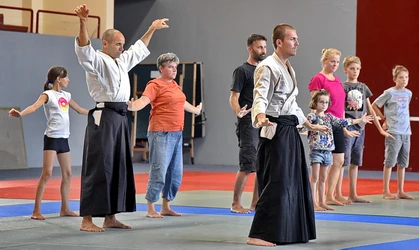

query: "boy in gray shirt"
left=372, top=65, right=413, bottom=200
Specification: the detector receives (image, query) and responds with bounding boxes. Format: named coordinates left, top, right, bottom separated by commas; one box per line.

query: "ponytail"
left=43, top=80, right=53, bottom=91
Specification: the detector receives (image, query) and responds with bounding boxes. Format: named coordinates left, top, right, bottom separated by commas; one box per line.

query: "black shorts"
left=235, top=118, right=259, bottom=172
left=43, top=135, right=70, bottom=154
left=332, top=127, right=346, bottom=154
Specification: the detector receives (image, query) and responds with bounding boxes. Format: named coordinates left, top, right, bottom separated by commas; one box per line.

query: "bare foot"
left=249, top=203, right=257, bottom=212
left=319, top=203, right=335, bottom=211
left=398, top=192, right=414, bottom=200
left=60, top=210, right=79, bottom=217
left=160, top=209, right=181, bottom=216
left=231, top=204, right=250, bottom=214
left=146, top=211, right=164, bottom=218
left=247, top=238, right=276, bottom=247
left=383, top=193, right=399, bottom=200
left=336, top=196, right=353, bottom=205
left=80, top=219, right=104, bottom=232
left=326, top=198, right=345, bottom=206
left=31, top=212, right=45, bottom=220
left=103, top=217, right=132, bottom=229
left=349, top=196, right=371, bottom=203
left=314, top=204, right=326, bottom=211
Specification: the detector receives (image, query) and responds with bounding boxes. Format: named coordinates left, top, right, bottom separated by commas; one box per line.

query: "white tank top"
left=43, top=90, right=71, bottom=138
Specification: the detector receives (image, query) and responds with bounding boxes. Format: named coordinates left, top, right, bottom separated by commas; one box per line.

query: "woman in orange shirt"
left=128, top=53, right=202, bottom=218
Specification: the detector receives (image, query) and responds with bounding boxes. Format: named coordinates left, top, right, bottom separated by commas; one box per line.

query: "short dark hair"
left=272, top=23, right=295, bottom=49
left=247, top=34, right=267, bottom=47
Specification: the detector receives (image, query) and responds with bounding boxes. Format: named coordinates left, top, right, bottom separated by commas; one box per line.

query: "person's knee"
left=40, top=170, right=53, bottom=181
left=332, top=157, right=344, bottom=167
left=318, top=175, right=327, bottom=184
left=310, top=175, right=319, bottom=183
left=62, top=170, right=72, bottom=181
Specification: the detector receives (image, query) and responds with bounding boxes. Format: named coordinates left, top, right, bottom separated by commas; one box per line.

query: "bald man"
left=74, top=4, right=169, bottom=232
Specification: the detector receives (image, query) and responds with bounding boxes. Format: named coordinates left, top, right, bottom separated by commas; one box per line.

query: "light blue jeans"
left=145, top=131, right=183, bottom=203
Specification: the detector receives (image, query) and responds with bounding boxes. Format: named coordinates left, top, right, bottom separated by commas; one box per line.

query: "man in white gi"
left=247, top=23, right=327, bottom=246
left=74, top=4, right=169, bottom=232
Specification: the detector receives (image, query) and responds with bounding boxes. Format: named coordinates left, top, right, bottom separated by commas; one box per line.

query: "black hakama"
left=80, top=102, right=136, bottom=217
left=249, top=115, right=316, bottom=244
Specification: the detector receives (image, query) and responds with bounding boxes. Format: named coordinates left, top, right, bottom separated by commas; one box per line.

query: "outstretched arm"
left=127, top=96, right=151, bottom=111
left=9, top=94, right=48, bottom=117
left=74, top=4, right=89, bottom=46
left=69, top=99, right=89, bottom=115
left=184, top=101, right=202, bottom=115
left=140, top=18, right=169, bottom=47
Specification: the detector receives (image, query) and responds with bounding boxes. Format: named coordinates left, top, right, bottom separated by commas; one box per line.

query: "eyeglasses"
left=318, top=101, right=329, bottom=105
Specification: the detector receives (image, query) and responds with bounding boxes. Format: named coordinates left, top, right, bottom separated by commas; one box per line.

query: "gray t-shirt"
left=343, top=82, right=372, bottom=130
left=374, top=87, right=412, bottom=135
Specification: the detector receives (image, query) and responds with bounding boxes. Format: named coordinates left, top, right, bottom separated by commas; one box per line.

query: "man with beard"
left=229, top=34, right=267, bottom=214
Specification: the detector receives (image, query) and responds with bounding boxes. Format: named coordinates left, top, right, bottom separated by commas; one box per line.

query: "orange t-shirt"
left=142, top=78, right=186, bottom=132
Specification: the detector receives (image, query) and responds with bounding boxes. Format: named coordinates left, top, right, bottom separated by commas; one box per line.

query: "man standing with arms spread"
left=247, top=24, right=325, bottom=246
left=229, top=34, right=267, bottom=214
left=74, top=4, right=169, bottom=232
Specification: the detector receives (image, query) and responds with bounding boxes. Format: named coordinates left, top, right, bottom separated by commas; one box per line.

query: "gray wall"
left=0, top=0, right=357, bottom=168
left=0, top=31, right=101, bottom=168
left=115, top=0, right=357, bottom=165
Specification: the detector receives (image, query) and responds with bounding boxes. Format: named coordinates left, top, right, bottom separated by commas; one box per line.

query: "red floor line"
left=0, top=172, right=418, bottom=200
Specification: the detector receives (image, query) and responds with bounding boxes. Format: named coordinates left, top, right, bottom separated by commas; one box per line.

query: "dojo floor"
left=1, top=164, right=419, bottom=250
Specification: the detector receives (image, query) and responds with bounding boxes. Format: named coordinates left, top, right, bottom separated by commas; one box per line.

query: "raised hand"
left=151, top=18, right=169, bottom=30
left=74, top=4, right=89, bottom=20
left=237, top=104, right=251, bottom=118
left=9, top=108, right=21, bottom=117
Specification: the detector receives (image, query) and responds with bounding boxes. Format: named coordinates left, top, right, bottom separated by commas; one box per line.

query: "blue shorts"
left=43, top=135, right=70, bottom=154
left=309, top=150, right=333, bottom=166
left=344, top=126, right=365, bottom=167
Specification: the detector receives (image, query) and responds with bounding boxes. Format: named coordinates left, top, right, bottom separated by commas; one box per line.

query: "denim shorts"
left=309, top=149, right=333, bottom=166
left=384, top=133, right=410, bottom=168
left=43, top=135, right=70, bottom=154
left=344, top=126, right=365, bottom=167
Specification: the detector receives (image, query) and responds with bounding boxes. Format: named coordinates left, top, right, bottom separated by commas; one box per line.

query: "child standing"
left=342, top=56, right=393, bottom=203
left=9, top=66, right=88, bottom=220
left=372, top=65, right=413, bottom=200
left=307, top=90, right=372, bottom=211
